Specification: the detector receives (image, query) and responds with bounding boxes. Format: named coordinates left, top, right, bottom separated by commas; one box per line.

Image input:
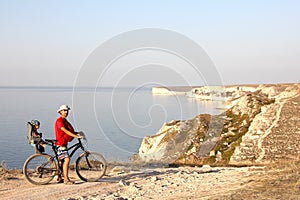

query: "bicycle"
left=23, top=133, right=107, bottom=185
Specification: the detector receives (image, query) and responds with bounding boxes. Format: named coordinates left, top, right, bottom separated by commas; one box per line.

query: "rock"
left=209, top=151, right=215, bottom=157
left=150, top=176, right=159, bottom=182
left=201, top=165, right=212, bottom=173
left=216, top=151, right=222, bottom=162
left=134, top=83, right=300, bottom=166
left=119, top=179, right=130, bottom=186
left=109, top=166, right=128, bottom=175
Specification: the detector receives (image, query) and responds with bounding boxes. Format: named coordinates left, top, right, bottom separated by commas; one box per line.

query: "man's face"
left=60, top=109, right=69, bottom=118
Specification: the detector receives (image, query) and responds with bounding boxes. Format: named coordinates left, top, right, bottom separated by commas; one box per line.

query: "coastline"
left=1, top=83, right=300, bottom=199
left=139, top=83, right=300, bottom=166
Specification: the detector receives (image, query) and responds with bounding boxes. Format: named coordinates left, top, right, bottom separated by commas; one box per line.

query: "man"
left=55, top=104, right=82, bottom=184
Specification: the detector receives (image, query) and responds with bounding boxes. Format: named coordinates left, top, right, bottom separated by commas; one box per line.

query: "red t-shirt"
left=55, top=117, right=75, bottom=146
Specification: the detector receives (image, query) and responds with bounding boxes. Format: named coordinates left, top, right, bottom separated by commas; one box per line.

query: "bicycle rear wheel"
left=76, top=152, right=107, bottom=182
left=23, top=154, right=57, bottom=185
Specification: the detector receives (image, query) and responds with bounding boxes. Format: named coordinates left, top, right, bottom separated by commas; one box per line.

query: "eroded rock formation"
left=136, top=83, right=300, bottom=166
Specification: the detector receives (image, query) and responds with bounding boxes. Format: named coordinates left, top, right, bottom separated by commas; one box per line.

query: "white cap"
left=57, top=105, right=70, bottom=113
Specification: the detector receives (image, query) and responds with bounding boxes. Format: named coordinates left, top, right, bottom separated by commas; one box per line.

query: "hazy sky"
left=1, top=0, right=299, bottom=87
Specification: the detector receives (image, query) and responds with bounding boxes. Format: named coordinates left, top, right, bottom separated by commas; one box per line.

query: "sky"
left=0, top=0, right=300, bottom=87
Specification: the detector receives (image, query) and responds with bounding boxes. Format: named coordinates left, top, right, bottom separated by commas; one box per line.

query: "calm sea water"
left=0, top=87, right=223, bottom=169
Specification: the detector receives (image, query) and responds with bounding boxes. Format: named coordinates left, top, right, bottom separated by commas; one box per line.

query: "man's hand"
left=77, top=135, right=84, bottom=139
left=76, top=131, right=86, bottom=139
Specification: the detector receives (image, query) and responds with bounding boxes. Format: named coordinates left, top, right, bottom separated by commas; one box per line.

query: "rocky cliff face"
left=135, top=83, right=300, bottom=166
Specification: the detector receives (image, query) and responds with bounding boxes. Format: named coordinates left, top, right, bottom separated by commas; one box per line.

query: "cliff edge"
left=136, top=83, right=300, bottom=166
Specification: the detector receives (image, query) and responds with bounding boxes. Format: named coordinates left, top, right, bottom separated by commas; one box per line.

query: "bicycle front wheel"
left=23, top=154, right=57, bottom=185
left=76, top=152, right=107, bottom=182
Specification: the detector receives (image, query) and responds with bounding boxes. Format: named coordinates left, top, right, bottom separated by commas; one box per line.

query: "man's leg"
left=63, top=157, right=70, bottom=181
left=57, top=160, right=64, bottom=182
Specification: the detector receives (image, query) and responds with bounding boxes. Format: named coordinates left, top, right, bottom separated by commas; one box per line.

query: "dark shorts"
left=57, top=146, right=69, bottom=160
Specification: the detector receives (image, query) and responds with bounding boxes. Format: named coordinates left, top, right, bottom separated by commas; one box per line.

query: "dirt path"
left=0, top=170, right=117, bottom=200
left=0, top=165, right=282, bottom=200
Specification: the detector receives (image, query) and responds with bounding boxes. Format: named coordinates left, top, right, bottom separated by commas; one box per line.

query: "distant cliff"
left=152, top=87, right=189, bottom=95
left=135, top=83, right=300, bottom=166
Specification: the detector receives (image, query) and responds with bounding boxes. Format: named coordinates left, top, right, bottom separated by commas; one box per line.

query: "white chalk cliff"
left=136, top=83, right=300, bottom=166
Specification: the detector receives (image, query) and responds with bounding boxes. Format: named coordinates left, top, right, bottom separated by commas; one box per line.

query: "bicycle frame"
left=67, top=139, right=86, bottom=158
left=45, top=138, right=87, bottom=174
left=47, top=139, right=86, bottom=157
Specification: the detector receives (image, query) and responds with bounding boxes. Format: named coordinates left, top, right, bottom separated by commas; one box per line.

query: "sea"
left=0, top=87, right=224, bottom=169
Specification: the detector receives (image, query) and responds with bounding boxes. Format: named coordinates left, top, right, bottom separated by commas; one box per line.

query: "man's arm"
left=61, top=127, right=82, bottom=139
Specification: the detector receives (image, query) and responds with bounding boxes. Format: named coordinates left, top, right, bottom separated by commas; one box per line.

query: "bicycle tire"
left=75, top=151, right=107, bottom=182
left=23, top=153, right=57, bottom=185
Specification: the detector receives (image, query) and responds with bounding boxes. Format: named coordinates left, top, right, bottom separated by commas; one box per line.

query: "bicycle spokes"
left=23, top=154, right=57, bottom=185
left=75, top=152, right=107, bottom=182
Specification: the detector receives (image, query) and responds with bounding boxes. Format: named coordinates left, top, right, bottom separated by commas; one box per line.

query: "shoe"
left=57, top=179, right=64, bottom=184
left=57, top=175, right=64, bottom=183
left=64, top=180, right=75, bottom=185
